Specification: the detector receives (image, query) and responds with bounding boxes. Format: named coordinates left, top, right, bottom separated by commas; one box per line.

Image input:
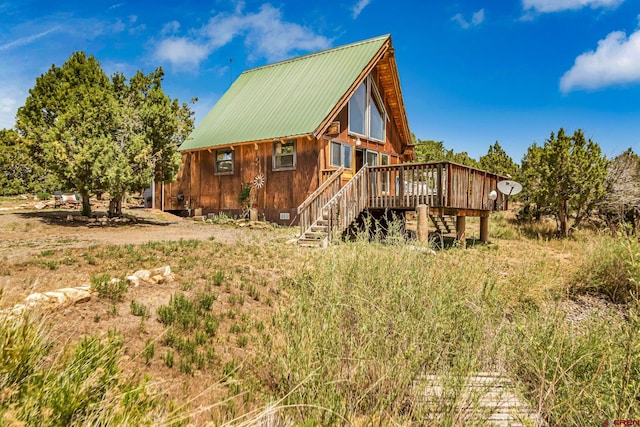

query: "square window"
left=330, top=141, right=353, bottom=169
left=215, top=148, right=233, bottom=174
left=273, top=140, right=296, bottom=170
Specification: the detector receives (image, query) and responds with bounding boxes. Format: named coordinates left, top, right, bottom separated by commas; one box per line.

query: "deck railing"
left=297, top=167, right=344, bottom=236
left=324, top=163, right=369, bottom=241
left=367, top=162, right=506, bottom=211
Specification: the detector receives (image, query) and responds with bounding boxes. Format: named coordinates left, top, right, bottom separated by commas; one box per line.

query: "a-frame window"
left=348, top=75, right=387, bottom=142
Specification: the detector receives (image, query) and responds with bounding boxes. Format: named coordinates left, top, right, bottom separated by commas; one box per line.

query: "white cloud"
left=351, top=0, right=372, bottom=19
left=0, top=89, right=20, bottom=129
left=161, top=20, right=180, bottom=35
left=154, top=3, right=331, bottom=68
left=523, top=0, right=624, bottom=13
left=560, top=29, right=640, bottom=92
left=154, top=38, right=210, bottom=68
left=0, top=26, right=60, bottom=51
left=472, top=9, right=485, bottom=26
left=452, top=9, right=485, bottom=29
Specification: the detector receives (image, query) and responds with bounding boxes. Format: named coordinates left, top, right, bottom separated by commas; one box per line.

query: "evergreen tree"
left=518, top=128, right=608, bottom=236
left=16, top=52, right=194, bottom=217
left=479, top=141, right=519, bottom=177
left=16, top=52, right=118, bottom=216
left=0, top=129, right=57, bottom=195
left=106, top=68, right=193, bottom=217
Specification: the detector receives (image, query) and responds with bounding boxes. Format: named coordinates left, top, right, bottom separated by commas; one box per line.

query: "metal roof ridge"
left=240, top=34, right=390, bottom=75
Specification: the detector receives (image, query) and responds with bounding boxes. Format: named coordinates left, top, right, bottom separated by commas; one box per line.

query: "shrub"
left=91, top=273, right=128, bottom=302
left=574, top=232, right=640, bottom=302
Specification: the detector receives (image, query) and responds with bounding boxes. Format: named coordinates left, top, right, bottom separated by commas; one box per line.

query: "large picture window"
left=273, top=139, right=296, bottom=170
left=215, top=148, right=233, bottom=174
left=348, top=75, right=387, bottom=142
left=330, top=141, right=353, bottom=169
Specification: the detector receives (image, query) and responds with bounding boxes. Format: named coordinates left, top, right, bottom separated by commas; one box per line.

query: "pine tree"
left=518, top=128, right=608, bottom=236
left=16, top=52, right=118, bottom=216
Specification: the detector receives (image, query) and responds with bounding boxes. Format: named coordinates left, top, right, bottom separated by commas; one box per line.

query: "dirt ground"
left=0, top=205, right=296, bottom=304
left=1, top=202, right=301, bottom=423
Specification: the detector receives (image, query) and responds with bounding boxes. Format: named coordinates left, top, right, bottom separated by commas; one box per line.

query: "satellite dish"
left=497, top=180, right=522, bottom=196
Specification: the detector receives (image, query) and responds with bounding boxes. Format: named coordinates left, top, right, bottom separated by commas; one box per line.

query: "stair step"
left=303, top=232, right=325, bottom=240
left=310, top=225, right=328, bottom=232
left=298, top=239, right=324, bottom=247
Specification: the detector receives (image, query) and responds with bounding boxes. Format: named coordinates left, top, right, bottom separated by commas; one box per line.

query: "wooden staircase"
left=430, top=215, right=456, bottom=234
left=297, top=165, right=369, bottom=247
left=298, top=218, right=330, bottom=247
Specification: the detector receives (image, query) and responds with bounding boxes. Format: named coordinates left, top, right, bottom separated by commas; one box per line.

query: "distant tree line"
left=413, top=130, right=638, bottom=237
left=0, top=51, right=195, bottom=217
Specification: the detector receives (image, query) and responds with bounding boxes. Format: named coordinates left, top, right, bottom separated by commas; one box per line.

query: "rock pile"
left=1, top=265, right=174, bottom=317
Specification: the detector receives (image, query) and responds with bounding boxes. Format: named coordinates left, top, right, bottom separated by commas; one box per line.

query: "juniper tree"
left=16, top=52, right=118, bottom=216
left=479, top=141, right=519, bottom=177
left=519, top=128, right=608, bottom=236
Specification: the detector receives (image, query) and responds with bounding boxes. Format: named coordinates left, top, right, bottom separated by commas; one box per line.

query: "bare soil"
left=0, top=201, right=301, bottom=423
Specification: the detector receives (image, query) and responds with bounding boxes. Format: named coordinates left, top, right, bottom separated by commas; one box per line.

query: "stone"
left=76, top=284, right=92, bottom=292
left=126, top=275, right=140, bottom=287
left=11, top=304, right=26, bottom=315
left=66, top=215, right=74, bottom=221
left=133, top=270, right=151, bottom=281
left=151, top=274, right=165, bottom=284
left=34, top=202, right=46, bottom=209
left=192, top=215, right=205, bottom=222
left=152, top=266, right=172, bottom=277
left=43, top=291, right=67, bottom=304
left=25, top=293, right=50, bottom=304
left=57, top=288, right=91, bottom=304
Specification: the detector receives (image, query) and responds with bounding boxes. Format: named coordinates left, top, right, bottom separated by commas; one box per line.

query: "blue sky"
left=1, top=0, right=639, bottom=163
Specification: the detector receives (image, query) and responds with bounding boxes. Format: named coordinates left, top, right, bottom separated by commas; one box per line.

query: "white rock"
left=133, top=270, right=151, bottom=281
left=126, top=275, right=140, bottom=287
left=76, top=284, right=92, bottom=292
left=151, top=266, right=172, bottom=277
left=25, top=293, right=50, bottom=303
left=57, top=288, right=91, bottom=303
left=43, top=291, right=67, bottom=304
left=11, top=304, right=26, bottom=315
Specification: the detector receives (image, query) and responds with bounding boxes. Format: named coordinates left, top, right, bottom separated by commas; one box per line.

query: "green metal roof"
left=179, top=34, right=390, bottom=151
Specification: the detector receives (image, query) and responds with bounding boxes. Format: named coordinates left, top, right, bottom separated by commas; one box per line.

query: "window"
left=348, top=75, right=387, bottom=142
left=366, top=150, right=378, bottom=166
left=215, top=148, right=233, bottom=174
left=348, top=82, right=366, bottom=135
left=273, top=140, right=296, bottom=170
left=330, top=141, right=353, bottom=168
left=369, top=85, right=385, bottom=141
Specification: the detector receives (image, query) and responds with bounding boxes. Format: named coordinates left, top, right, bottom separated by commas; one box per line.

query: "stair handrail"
left=323, top=163, right=369, bottom=241
left=297, top=167, right=344, bottom=237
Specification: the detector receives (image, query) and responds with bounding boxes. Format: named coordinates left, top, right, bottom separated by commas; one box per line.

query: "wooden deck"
left=297, top=161, right=507, bottom=246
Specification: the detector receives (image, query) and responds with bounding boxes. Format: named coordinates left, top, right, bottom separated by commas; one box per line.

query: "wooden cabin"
left=156, top=34, right=508, bottom=247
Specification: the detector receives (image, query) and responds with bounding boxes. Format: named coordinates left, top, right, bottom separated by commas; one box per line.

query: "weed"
left=130, top=300, right=150, bottom=320
left=237, top=335, right=248, bottom=348
left=142, top=339, right=155, bottom=365
left=163, top=350, right=174, bottom=368
left=92, top=273, right=128, bottom=301
left=248, top=284, right=260, bottom=301
left=211, top=270, right=225, bottom=286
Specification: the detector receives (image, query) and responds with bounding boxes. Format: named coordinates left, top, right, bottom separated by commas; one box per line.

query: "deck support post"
left=456, top=215, right=466, bottom=248
left=416, top=204, right=429, bottom=242
left=480, top=216, right=489, bottom=243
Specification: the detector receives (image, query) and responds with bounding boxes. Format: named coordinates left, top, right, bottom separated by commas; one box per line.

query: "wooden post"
left=456, top=215, right=466, bottom=248
left=417, top=204, right=429, bottom=242
left=480, top=216, right=489, bottom=242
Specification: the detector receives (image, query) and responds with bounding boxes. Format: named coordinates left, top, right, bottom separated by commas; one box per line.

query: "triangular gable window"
left=348, top=75, right=387, bottom=142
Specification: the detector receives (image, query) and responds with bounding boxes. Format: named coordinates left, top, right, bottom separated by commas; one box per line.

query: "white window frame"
left=273, top=139, right=296, bottom=171
left=215, top=148, right=234, bottom=174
